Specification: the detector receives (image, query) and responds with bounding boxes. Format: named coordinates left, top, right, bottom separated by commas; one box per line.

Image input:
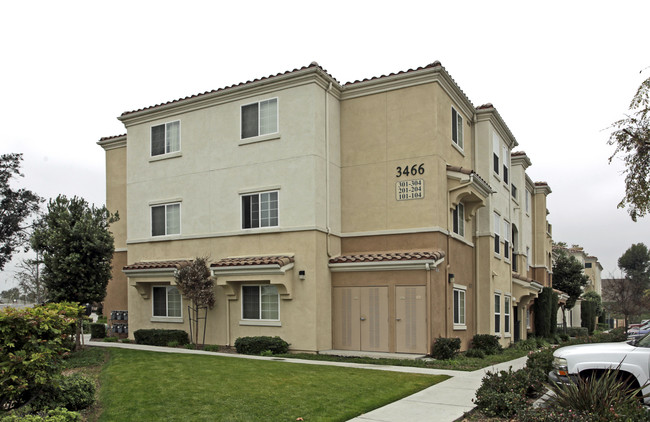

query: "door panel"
left=332, top=287, right=360, bottom=350
left=395, top=286, right=427, bottom=353
left=360, top=287, right=389, bottom=352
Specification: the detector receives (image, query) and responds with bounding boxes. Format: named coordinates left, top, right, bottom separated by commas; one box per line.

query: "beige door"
left=332, top=287, right=389, bottom=352
left=395, top=286, right=427, bottom=354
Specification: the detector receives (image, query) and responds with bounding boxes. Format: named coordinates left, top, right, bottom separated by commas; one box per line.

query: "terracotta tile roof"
left=120, top=62, right=336, bottom=117
left=511, top=151, right=527, bottom=157
left=210, top=255, right=294, bottom=268
left=123, top=260, right=191, bottom=271
left=534, top=182, right=549, bottom=187
left=476, top=103, right=494, bottom=110
left=98, top=134, right=127, bottom=142
left=446, top=165, right=492, bottom=191
left=329, top=250, right=445, bottom=264
left=343, top=61, right=442, bottom=86
left=513, top=272, right=536, bottom=283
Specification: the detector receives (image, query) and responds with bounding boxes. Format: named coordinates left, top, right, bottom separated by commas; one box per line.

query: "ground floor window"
left=453, top=287, right=466, bottom=326
left=504, top=296, right=511, bottom=333
left=153, top=286, right=182, bottom=317
left=494, top=293, right=501, bottom=334
left=242, top=285, right=279, bottom=320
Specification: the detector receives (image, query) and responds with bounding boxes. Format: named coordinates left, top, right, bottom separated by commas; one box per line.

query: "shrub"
left=31, top=373, right=95, bottom=411
left=580, top=300, right=597, bottom=334
left=184, top=343, right=196, bottom=350
left=473, top=368, right=528, bottom=417
left=566, top=326, right=588, bottom=337
left=0, top=302, right=83, bottom=410
left=133, top=329, right=189, bottom=347
left=89, top=323, right=106, bottom=339
left=534, top=287, right=554, bottom=338
left=204, top=344, right=220, bottom=352
left=120, top=338, right=133, bottom=343
left=167, top=340, right=179, bottom=347
left=513, top=338, right=539, bottom=351
left=464, top=348, right=485, bottom=359
left=0, top=408, right=81, bottom=422
left=525, top=347, right=555, bottom=396
left=234, top=336, right=289, bottom=355
left=471, top=334, right=502, bottom=355
left=102, top=336, right=118, bottom=342
left=431, top=337, right=461, bottom=360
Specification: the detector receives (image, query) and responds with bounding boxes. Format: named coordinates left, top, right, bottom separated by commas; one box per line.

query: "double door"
left=332, top=286, right=426, bottom=353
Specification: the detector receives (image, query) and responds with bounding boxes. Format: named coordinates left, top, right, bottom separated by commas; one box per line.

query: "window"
left=493, top=212, right=500, bottom=254
left=451, top=107, right=463, bottom=148
left=242, top=191, right=278, bottom=229
left=585, top=262, right=592, bottom=269
left=511, top=184, right=517, bottom=200
left=502, top=145, right=509, bottom=184
left=493, top=135, right=500, bottom=175
left=153, top=286, right=181, bottom=317
left=525, top=190, right=530, bottom=212
left=151, top=121, right=180, bottom=156
left=241, top=98, right=278, bottom=139
left=504, top=296, right=511, bottom=334
left=452, top=203, right=465, bottom=236
left=494, top=293, right=501, bottom=334
left=503, top=220, right=510, bottom=259
left=242, top=285, right=279, bottom=320
left=151, top=203, right=180, bottom=236
left=453, top=287, right=466, bottom=326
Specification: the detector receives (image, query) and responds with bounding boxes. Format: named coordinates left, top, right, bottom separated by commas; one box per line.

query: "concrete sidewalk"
left=85, top=338, right=527, bottom=422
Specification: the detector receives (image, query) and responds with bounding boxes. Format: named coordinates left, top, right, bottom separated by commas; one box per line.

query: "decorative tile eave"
left=210, top=263, right=295, bottom=277
left=329, top=251, right=445, bottom=272
left=210, top=255, right=295, bottom=299
left=512, top=277, right=543, bottom=293
left=97, top=134, right=126, bottom=151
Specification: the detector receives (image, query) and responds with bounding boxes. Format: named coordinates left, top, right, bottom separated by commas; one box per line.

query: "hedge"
left=89, top=323, right=106, bottom=339
left=234, top=336, right=289, bottom=355
left=133, top=329, right=189, bottom=346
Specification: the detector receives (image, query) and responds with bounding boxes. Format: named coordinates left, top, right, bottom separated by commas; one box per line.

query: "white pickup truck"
left=549, top=333, right=650, bottom=404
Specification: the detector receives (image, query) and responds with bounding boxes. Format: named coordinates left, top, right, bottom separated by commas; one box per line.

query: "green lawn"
left=97, top=349, right=447, bottom=422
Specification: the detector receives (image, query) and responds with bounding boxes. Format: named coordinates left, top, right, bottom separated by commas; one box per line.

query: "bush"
left=0, top=302, right=83, bottom=410
left=513, top=338, right=539, bottom=351
left=204, top=344, right=220, bottom=352
left=566, top=326, right=589, bottom=338
left=471, top=334, right=502, bottom=355
left=102, top=336, right=118, bottom=342
left=464, top=348, right=485, bottom=359
left=133, top=329, right=189, bottom=347
left=525, top=347, right=555, bottom=396
left=234, top=336, right=289, bottom=355
left=31, top=373, right=95, bottom=411
left=120, top=338, right=133, bottom=343
left=473, top=368, right=528, bottom=417
left=431, top=337, right=461, bottom=360
left=0, top=408, right=81, bottom=422
left=89, top=323, right=106, bottom=339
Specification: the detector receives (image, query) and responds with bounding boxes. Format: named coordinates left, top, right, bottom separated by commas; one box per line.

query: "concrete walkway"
left=85, top=337, right=528, bottom=422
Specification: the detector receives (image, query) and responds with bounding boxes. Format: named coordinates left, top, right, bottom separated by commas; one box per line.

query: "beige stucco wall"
left=105, top=146, right=127, bottom=249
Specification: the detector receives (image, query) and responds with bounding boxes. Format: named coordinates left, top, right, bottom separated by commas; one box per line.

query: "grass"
left=279, top=347, right=530, bottom=371
left=95, top=348, right=447, bottom=421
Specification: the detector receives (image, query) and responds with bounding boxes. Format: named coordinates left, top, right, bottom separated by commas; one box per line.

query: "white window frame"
left=504, top=296, right=511, bottom=334
left=241, top=284, right=280, bottom=323
left=492, top=134, right=500, bottom=177
left=494, top=293, right=501, bottom=334
left=151, top=202, right=181, bottom=237
left=502, top=145, right=509, bottom=185
left=451, top=107, right=464, bottom=149
left=241, top=191, right=279, bottom=229
left=493, top=212, right=500, bottom=255
left=453, top=285, right=467, bottom=328
left=150, top=121, right=181, bottom=157
left=452, top=203, right=465, bottom=236
left=152, top=286, right=182, bottom=319
left=503, top=220, right=510, bottom=260
left=240, top=98, right=279, bottom=140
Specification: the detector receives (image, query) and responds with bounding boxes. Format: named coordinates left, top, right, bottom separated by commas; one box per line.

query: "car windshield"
left=637, top=332, right=650, bottom=348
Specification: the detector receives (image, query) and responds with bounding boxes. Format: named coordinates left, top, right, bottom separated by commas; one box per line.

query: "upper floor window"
left=502, top=145, right=509, bottom=184
left=242, top=191, right=278, bottom=229
left=242, top=285, right=279, bottom=320
left=153, top=286, right=182, bottom=318
left=151, top=121, right=180, bottom=156
left=493, top=212, right=500, bottom=254
left=241, top=98, right=278, bottom=139
left=503, top=220, right=510, bottom=259
left=451, top=107, right=463, bottom=149
left=452, top=203, right=465, bottom=236
left=585, top=262, right=592, bottom=269
left=151, top=203, right=180, bottom=236
left=493, top=136, right=500, bottom=176
left=525, top=190, right=530, bottom=212
left=511, top=184, right=518, bottom=200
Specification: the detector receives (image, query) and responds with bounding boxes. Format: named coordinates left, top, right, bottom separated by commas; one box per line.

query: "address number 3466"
left=396, top=164, right=425, bottom=178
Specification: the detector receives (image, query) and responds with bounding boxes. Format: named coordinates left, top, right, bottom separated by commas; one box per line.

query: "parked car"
left=627, top=319, right=649, bottom=332
left=549, top=333, right=650, bottom=404
left=628, top=323, right=650, bottom=342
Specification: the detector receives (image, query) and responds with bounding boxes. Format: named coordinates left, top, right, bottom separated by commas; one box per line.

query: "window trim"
left=494, top=293, right=501, bottom=334
left=504, top=295, right=511, bottom=334
left=151, top=202, right=181, bottom=237
left=150, top=120, right=181, bottom=157
left=493, top=212, right=501, bottom=255
left=451, top=107, right=464, bottom=149
left=453, top=285, right=467, bottom=328
left=240, top=98, right=279, bottom=140
left=240, top=284, right=280, bottom=323
left=492, top=135, right=500, bottom=177
left=151, top=285, right=183, bottom=321
left=503, top=219, right=510, bottom=260
left=241, top=190, right=279, bottom=230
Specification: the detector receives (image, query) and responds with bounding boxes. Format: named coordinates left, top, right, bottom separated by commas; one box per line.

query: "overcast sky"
left=2, top=0, right=649, bottom=289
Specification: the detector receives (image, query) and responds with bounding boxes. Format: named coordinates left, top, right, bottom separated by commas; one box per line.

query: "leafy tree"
left=31, top=195, right=118, bottom=348
left=552, top=249, right=589, bottom=310
left=617, top=242, right=650, bottom=289
left=0, top=287, right=21, bottom=302
left=174, top=257, right=215, bottom=346
left=608, top=74, right=650, bottom=221
left=582, top=291, right=603, bottom=317
left=14, top=254, right=47, bottom=303
left=0, top=153, right=42, bottom=270
left=534, top=287, right=554, bottom=338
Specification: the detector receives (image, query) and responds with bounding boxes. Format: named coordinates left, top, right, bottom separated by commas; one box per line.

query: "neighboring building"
left=98, top=61, right=554, bottom=353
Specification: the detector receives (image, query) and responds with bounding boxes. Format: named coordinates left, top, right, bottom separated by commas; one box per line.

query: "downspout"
left=226, top=298, right=231, bottom=347
left=425, top=262, right=431, bottom=354
left=326, top=81, right=333, bottom=257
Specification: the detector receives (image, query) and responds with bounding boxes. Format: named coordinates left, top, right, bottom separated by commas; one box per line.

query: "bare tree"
left=602, top=277, right=647, bottom=331
left=174, top=257, right=215, bottom=347
left=14, top=253, right=46, bottom=303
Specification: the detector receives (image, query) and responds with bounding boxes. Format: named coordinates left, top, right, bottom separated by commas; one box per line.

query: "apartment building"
left=98, top=61, right=553, bottom=353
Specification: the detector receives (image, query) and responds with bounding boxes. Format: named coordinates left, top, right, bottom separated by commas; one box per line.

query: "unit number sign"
left=396, top=179, right=424, bottom=201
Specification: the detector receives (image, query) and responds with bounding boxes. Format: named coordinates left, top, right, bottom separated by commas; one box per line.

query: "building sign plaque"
left=396, top=179, right=424, bottom=201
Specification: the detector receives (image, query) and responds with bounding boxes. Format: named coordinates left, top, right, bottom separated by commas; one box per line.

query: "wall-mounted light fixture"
left=299, top=270, right=306, bottom=280
left=448, top=273, right=455, bottom=284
